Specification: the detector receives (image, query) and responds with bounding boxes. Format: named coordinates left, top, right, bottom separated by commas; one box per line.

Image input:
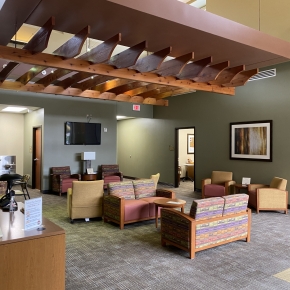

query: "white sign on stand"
left=24, top=197, right=42, bottom=231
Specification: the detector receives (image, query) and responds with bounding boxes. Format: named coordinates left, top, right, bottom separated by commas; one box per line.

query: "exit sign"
left=133, top=104, right=140, bottom=111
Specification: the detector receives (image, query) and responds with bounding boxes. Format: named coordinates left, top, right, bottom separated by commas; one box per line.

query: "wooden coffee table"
left=154, top=198, right=186, bottom=228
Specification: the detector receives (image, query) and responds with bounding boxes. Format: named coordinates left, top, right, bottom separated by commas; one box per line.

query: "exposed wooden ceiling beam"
left=155, top=52, right=194, bottom=76
left=54, top=71, right=94, bottom=89
left=223, top=69, right=259, bottom=87
left=72, top=75, right=113, bottom=91
left=108, top=81, right=150, bottom=95
left=0, top=62, right=18, bottom=83
left=108, top=41, right=147, bottom=68
left=0, top=45, right=235, bottom=95
left=78, top=33, right=121, bottom=63
left=209, top=65, right=245, bottom=85
left=123, top=83, right=160, bottom=96
left=131, top=47, right=172, bottom=72
left=177, top=56, right=212, bottom=80
left=23, top=17, right=55, bottom=54
left=53, top=26, right=90, bottom=59
left=193, top=61, right=230, bottom=82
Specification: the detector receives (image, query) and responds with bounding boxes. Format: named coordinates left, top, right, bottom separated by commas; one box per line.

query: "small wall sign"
left=133, top=104, right=140, bottom=111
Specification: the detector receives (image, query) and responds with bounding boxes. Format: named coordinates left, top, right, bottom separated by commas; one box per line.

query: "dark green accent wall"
left=118, top=62, right=290, bottom=203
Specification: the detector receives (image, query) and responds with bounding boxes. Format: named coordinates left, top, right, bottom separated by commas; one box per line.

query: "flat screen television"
left=65, top=122, right=101, bottom=145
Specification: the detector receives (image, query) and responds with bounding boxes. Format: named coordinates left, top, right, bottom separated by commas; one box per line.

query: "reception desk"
left=0, top=203, right=65, bottom=290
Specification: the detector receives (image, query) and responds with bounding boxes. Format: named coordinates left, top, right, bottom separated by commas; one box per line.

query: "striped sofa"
left=161, top=194, right=251, bottom=259
left=103, top=179, right=175, bottom=229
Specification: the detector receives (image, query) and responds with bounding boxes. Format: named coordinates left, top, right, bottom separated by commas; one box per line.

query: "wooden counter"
left=0, top=203, right=65, bottom=290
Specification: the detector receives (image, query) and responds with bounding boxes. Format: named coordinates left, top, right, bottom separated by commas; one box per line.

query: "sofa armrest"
left=156, top=189, right=175, bottom=199
left=248, top=184, right=268, bottom=191
left=202, top=178, right=211, bottom=186
left=67, top=188, right=72, bottom=218
left=161, top=208, right=195, bottom=251
left=224, top=180, right=236, bottom=195
left=103, top=195, right=124, bottom=222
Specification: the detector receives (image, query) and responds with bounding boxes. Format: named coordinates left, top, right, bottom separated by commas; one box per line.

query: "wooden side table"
left=234, top=184, right=249, bottom=194
left=154, top=198, right=186, bottom=228
left=81, top=174, right=97, bottom=181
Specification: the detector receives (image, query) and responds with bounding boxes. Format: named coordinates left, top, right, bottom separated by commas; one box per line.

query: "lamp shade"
left=81, top=152, right=96, bottom=160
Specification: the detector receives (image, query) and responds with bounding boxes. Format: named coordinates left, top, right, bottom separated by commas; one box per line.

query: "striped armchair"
left=161, top=194, right=251, bottom=259
left=101, top=164, right=123, bottom=189
left=51, top=166, right=80, bottom=196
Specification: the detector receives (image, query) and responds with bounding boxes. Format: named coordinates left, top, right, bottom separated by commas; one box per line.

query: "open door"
left=32, top=126, right=42, bottom=190
left=175, top=127, right=195, bottom=189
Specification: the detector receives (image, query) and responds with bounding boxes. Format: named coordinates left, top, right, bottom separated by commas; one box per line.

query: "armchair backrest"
left=189, top=197, right=224, bottom=221
left=150, top=173, right=160, bottom=189
left=211, top=171, right=233, bottom=185
left=270, top=177, right=287, bottom=190
left=51, top=166, right=71, bottom=176
left=71, top=180, right=104, bottom=206
left=101, top=164, right=120, bottom=177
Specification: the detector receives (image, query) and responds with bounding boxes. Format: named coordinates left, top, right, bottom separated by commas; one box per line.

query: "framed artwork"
left=187, top=134, right=194, bottom=154
left=230, top=120, right=272, bottom=161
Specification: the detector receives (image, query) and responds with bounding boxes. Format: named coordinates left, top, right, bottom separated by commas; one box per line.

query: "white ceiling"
left=0, top=104, right=40, bottom=114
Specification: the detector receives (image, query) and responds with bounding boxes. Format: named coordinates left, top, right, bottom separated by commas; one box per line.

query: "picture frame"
left=230, top=120, right=272, bottom=161
left=86, top=168, right=94, bottom=174
left=187, top=134, right=194, bottom=154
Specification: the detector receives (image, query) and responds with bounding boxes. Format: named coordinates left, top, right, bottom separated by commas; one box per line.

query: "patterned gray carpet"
left=14, top=181, right=290, bottom=290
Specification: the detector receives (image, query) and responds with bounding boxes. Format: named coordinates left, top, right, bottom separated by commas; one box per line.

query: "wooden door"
left=33, top=127, right=42, bottom=190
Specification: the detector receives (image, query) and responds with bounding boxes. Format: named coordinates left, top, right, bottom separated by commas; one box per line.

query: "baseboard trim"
left=42, top=189, right=51, bottom=194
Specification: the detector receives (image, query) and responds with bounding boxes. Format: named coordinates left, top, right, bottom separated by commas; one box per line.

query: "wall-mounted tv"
left=65, top=122, right=101, bottom=145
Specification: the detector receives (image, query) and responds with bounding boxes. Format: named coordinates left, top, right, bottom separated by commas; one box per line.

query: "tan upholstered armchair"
left=51, top=166, right=80, bottom=196
left=202, top=171, right=235, bottom=198
left=101, top=164, right=123, bottom=189
left=150, top=173, right=160, bottom=189
left=248, top=177, right=288, bottom=214
left=67, top=180, right=104, bottom=223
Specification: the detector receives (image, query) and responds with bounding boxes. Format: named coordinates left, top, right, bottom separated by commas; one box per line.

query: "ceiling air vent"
left=248, top=68, right=276, bottom=82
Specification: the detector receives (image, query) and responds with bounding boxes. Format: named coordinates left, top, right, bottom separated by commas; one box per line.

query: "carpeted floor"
left=13, top=181, right=290, bottom=290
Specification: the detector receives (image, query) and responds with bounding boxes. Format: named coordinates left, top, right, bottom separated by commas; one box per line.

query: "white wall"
left=0, top=112, right=24, bottom=175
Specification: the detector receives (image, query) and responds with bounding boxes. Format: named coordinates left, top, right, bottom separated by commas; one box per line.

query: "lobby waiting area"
left=2, top=175, right=289, bottom=289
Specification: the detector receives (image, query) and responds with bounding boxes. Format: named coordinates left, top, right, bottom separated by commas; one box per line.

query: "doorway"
left=174, top=127, right=195, bottom=189
left=32, top=126, right=42, bottom=190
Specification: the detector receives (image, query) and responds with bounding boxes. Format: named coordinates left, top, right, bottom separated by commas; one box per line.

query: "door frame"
left=32, top=126, right=42, bottom=190
left=174, top=126, right=195, bottom=189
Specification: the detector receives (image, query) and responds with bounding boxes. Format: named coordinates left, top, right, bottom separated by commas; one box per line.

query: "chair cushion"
left=211, top=171, right=232, bottom=184
left=132, top=179, right=156, bottom=199
left=189, top=197, right=224, bottom=221
left=222, top=194, right=249, bottom=216
left=62, top=178, right=78, bottom=184
left=105, top=176, right=121, bottom=183
left=108, top=181, right=135, bottom=200
left=204, top=184, right=225, bottom=197
left=124, top=199, right=150, bottom=221
left=270, top=177, right=287, bottom=190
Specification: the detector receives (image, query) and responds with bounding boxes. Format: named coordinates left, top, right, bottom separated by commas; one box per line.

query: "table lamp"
left=81, top=152, right=95, bottom=174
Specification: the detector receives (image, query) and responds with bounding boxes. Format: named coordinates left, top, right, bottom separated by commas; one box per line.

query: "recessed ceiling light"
left=2, top=106, right=27, bottom=112
left=41, top=70, right=47, bottom=75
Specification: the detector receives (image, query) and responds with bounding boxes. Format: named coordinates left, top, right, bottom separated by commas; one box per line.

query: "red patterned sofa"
left=161, top=194, right=251, bottom=259
left=103, top=179, right=175, bottom=229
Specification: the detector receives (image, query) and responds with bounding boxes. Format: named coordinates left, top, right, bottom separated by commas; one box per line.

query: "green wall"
left=118, top=62, right=290, bottom=203
left=0, top=90, right=152, bottom=191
